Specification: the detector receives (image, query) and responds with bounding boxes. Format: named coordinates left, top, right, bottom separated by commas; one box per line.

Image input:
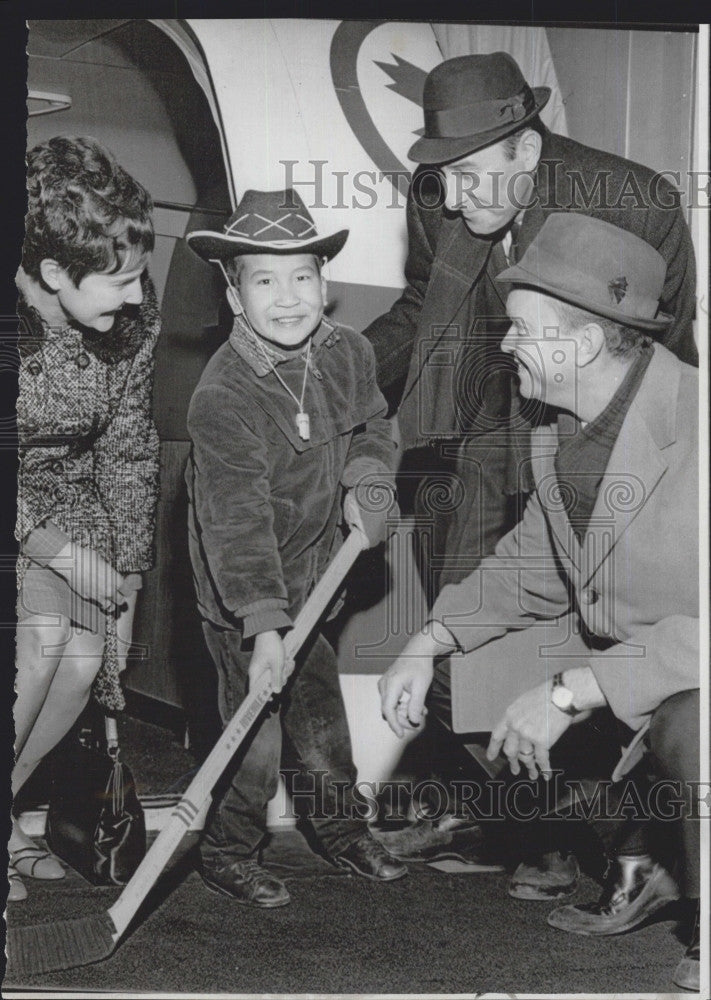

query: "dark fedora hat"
left=408, top=52, right=551, bottom=164
left=187, top=188, right=348, bottom=262
left=497, top=213, right=671, bottom=331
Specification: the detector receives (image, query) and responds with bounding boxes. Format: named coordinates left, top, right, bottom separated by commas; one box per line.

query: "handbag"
left=46, top=714, right=146, bottom=885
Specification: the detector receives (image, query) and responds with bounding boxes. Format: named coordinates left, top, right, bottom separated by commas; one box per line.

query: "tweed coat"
left=431, top=343, right=698, bottom=734
left=364, top=128, right=697, bottom=451
left=16, top=273, right=161, bottom=709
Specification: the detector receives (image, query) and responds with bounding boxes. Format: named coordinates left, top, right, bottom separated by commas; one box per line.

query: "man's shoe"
left=201, top=858, right=291, bottom=907
left=335, top=832, right=408, bottom=881
left=509, top=851, right=579, bottom=900
left=547, top=855, right=679, bottom=936
left=372, top=814, right=503, bottom=868
left=672, top=901, right=700, bottom=992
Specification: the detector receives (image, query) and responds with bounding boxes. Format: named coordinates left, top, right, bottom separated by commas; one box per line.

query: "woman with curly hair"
left=11, top=136, right=160, bottom=901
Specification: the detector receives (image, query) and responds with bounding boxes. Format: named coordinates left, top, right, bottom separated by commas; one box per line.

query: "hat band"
left=223, top=209, right=317, bottom=242
left=424, top=86, right=535, bottom=140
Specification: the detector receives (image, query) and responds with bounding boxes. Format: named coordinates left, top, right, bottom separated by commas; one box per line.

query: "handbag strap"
left=103, top=714, right=125, bottom=815
left=105, top=715, right=119, bottom=754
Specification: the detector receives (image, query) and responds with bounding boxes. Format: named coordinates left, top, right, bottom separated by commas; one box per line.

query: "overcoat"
left=431, top=343, right=698, bottom=734
left=16, top=274, right=161, bottom=709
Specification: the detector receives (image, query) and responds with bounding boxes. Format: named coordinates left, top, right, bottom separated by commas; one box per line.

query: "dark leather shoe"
left=201, top=859, right=290, bottom=907
left=509, top=851, right=579, bottom=900
left=672, top=900, right=700, bottom=992
left=335, top=832, right=408, bottom=881
left=547, top=855, right=679, bottom=936
left=372, top=815, right=503, bottom=868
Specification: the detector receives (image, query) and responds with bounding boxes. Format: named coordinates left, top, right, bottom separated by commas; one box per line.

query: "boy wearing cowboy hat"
left=378, top=213, right=700, bottom=991
left=184, top=189, right=407, bottom=907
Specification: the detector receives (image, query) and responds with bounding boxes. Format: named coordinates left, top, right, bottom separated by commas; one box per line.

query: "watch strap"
left=551, top=672, right=580, bottom=716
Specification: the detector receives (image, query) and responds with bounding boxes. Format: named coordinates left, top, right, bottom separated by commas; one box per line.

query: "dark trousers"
left=398, top=422, right=533, bottom=846
left=431, top=656, right=700, bottom=895
left=602, top=689, right=700, bottom=898
left=200, top=621, right=365, bottom=867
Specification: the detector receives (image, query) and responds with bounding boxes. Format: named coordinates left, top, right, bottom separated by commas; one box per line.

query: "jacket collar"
left=531, top=344, right=681, bottom=581
left=17, top=283, right=153, bottom=365
left=17, top=293, right=72, bottom=343
left=415, top=165, right=545, bottom=316
left=229, top=315, right=339, bottom=377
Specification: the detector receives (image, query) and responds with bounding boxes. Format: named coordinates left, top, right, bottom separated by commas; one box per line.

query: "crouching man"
left=379, top=213, right=700, bottom=991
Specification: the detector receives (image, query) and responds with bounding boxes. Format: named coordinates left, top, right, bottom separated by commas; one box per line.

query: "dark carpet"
left=4, top=829, right=687, bottom=996
left=5, top=714, right=690, bottom=996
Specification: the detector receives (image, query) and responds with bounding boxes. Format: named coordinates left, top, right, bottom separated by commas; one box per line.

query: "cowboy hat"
left=187, top=189, right=348, bottom=262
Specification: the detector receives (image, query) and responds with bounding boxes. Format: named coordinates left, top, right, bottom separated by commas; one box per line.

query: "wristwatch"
left=551, top=672, right=580, bottom=717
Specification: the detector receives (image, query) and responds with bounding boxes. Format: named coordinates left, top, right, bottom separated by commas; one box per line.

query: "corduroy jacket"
left=186, top=319, right=394, bottom=637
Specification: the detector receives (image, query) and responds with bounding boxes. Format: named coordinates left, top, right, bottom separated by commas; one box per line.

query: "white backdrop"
left=156, top=19, right=568, bottom=296
left=433, top=24, right=568, bottom=136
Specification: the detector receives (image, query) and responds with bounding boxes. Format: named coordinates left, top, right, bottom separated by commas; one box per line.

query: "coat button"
left=50, top=460, right=64, bottom=474
left=76, top=351, right=90, bottom=369
left=27, top=359, right=42, bottom=376
left=580, top=587, right=599, bottom=605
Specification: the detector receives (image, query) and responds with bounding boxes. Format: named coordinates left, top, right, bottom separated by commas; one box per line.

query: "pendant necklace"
left=215, top=261, right=313, bottom=442
left=254, top=335, right=312, bottom=441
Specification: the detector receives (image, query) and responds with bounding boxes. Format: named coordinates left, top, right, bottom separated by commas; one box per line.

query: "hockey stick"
left=6, top=528, right=367, bottom=978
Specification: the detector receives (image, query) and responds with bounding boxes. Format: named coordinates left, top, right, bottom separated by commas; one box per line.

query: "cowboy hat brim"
left=186, top=229, right=349, bottom=263
left=497, top=260, right=672, bottom=332
left=408, top=87, right=551, bottom=165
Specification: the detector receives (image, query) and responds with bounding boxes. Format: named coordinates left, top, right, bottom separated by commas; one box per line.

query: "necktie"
left=508, top=219, right=522, bottom=265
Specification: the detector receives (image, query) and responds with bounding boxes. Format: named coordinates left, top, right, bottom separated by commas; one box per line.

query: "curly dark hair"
left=22, top=135, right=155, bottom=285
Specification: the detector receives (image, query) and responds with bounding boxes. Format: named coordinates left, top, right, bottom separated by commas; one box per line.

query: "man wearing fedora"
left=366, top=51, right=696, bottom=885
left=378, top=213, right=700, bottom=992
